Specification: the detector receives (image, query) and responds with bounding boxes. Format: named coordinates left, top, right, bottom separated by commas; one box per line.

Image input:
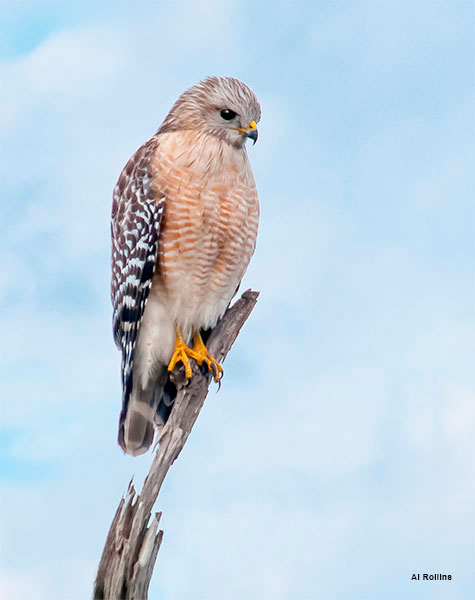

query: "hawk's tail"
left=118, top=366, right=176, bottom=456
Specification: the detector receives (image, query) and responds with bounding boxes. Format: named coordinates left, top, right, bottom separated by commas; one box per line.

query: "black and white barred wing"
left=111, top=137, right=164, bottom=405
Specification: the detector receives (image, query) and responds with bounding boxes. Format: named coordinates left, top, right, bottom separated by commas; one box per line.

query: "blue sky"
left=1, top=1, right=474, bottom=598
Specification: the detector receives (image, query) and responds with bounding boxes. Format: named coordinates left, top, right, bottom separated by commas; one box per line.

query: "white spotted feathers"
left=111, top=137, right=164, bottom=425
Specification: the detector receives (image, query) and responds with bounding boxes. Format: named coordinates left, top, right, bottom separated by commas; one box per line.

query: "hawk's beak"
left=238, top=120, right=258, bottom=144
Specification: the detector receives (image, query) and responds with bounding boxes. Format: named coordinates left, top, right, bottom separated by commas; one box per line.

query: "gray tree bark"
left=93, top=290, right=259, bottom=599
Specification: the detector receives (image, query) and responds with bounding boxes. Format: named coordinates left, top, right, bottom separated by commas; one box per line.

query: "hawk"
left=111, top=77, right=261, bottom=455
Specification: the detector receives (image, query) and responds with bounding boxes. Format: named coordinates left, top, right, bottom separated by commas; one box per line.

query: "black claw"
left=198, top=362, right=208, bottom=377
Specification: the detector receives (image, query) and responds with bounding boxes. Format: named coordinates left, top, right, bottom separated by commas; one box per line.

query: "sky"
left=0, top=0, right=474, bottom=598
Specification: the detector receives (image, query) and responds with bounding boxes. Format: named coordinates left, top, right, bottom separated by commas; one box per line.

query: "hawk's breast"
left=150, top=131, right=259, bottom=336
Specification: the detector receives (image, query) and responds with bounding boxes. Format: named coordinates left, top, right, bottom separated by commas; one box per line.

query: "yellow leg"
left=168, top=329, right=195, bottom=379
left=191, top=331, right=224, bottom=382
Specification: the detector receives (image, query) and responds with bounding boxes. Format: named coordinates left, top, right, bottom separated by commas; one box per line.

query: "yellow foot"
left=168, top=330, right=196, bottom=379
left=191, top=331, right=224, bottom=383
left=168, top=329, right=224, bottom=382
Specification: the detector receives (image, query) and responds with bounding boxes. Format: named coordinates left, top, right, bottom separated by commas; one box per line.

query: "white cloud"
left=0, top=26, right=130, bottom=134
left=442, top=387, right=475, bottom=454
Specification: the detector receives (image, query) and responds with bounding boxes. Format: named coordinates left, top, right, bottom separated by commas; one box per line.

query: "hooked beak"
left=238, top=120, right=258, bottom=144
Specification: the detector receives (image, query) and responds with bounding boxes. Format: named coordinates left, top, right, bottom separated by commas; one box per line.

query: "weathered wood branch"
left=93, top=290, right=259, bottom=599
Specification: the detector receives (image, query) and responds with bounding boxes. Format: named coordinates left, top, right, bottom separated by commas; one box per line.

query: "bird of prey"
left=110, top=77, right=261, bottom=456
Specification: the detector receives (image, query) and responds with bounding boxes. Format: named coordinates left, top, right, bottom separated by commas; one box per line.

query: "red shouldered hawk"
left=111, top=77, right=260, bottom=455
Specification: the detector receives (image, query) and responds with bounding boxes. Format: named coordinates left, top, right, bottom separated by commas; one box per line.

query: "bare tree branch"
left=93, top=290, right=259, bottom=599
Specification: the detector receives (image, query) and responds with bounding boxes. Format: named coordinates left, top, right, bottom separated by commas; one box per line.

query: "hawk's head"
left=159, top=76, right=261, bottom=148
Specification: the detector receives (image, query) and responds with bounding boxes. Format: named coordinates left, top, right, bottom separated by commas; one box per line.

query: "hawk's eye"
left=220, top=109, right=237, bottom=121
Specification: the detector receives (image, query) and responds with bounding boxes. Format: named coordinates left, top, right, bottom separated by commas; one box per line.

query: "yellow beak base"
left=238, top=120, right=258, bottom=144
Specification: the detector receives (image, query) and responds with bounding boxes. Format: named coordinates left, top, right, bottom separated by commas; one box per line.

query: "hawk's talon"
left=192, top=331, right=224, bottom=383
left=168, top=330, right=195, bottom=378
left=168, top=329, right=223, bottom=383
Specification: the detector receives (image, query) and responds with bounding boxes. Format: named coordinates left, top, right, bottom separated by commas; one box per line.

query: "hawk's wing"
left=111, top=136, right=165, bottom=411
